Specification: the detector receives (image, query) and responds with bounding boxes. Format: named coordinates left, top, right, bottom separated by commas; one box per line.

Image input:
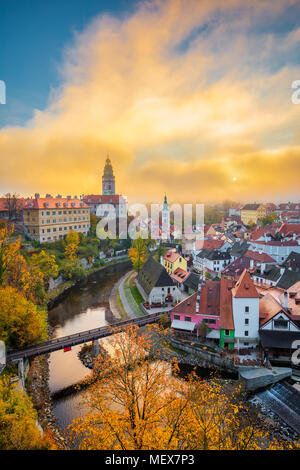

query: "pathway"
left=118, top=271, right=144, bottom=318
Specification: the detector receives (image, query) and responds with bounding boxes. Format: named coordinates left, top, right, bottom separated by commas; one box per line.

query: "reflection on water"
left=47, top=264, right=130, bottom=429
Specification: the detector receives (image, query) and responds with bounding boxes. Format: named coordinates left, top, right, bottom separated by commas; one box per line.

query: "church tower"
left=162, top=194, right=170, bottom=240
left=102, top=155, right=115, bottom=195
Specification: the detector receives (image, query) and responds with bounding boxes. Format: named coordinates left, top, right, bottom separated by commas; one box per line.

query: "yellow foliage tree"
left=64, top=230, right=80, bottom=260
left=0, top=286, right=47, bottom=349
left=67, top=325, right=293, bottom=450
left=4, top=253, right=45, bottom=304
left=0, top=225, right=21, bottom=285
left=30, top=250, right=58, bottom=284
left=0, top=376, right=55, bottom=450
left=128, top=237, right=148, bottom=272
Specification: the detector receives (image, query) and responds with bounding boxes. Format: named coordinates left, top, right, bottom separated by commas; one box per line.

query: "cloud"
left=0, top=0, right=299, bottom=203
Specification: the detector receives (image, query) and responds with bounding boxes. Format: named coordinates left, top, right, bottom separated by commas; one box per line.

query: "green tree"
left=155, top=243, right=166, bottom=262
left=61, top=260, right=86, bottom=282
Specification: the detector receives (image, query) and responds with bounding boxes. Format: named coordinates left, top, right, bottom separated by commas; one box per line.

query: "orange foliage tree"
left=67, top=325, right=293, bottom=450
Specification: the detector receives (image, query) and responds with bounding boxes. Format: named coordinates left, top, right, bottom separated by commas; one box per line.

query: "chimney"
left=261, top=262, right=266, bottom=274
left=250, top=259, right=254, bottom=270
left=283, top=291, right=288, bottom=311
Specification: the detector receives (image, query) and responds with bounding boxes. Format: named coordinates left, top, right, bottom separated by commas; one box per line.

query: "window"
left=245, top=318, right=249, bottom=325
left=225, top=329, right=229, bottom=336
left=245, top=331, right=249, bottom=336
left=185, top=316, right=191, bottom=322
left=174, top=315, right=180, bottom=320
left=274, top=319, right=288, bottom=329
left=209, top=319, right=216, bottom=324
left=245, top=306, right=249, bottom=313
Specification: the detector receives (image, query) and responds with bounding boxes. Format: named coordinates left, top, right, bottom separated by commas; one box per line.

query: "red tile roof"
left=171, top=281, right=221, bottom=317
left=171, top=268, right=190, bottom=284
left=244, top=250, right=276, bottom=263
left=0, top=199, right=8, bottom=211
left=82, top=194, right=125, bottom=204
left=23, top=198, right=90, bottom=209
left=219, top=277, right=234, bottom=330
left=231, top=269, right=260, bottom=298
left=0, top=197, right=25, bottom=211
left=278, top=223, right=300, bottom=236
left=259, top=293, right=289, bottom=326
left=164, top=249, right=182, bottom=263
left=250, top=228, right=276, bottom=241
left=172, top=291, right=198, bottom=316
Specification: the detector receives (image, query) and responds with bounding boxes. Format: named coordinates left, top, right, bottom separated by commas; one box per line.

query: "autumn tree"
left=155, top=243, right=166, bottom=263
left=0, top=286, right=47, bottom=349
left=30, top=250, right=59, bottom=285
left=128, top=237, right=148, bottom=272
left=67, top=324, right=189, bottom=450
left=64, top=230, right=80, bottom=260
left=67, top=325, right=292, bottom=451
left=2, top=193, right=22, bottom=221
left=0, top=225, right=20, bottom=285
left=0, top=375, right=55, bottom=450
left=3, top=252, right=45, bottom=304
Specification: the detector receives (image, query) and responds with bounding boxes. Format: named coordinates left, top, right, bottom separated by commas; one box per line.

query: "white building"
left=231, top=270, right=260, bottom=348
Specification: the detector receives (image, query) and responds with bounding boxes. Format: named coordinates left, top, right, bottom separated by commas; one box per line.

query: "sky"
left=0, top=0, right=300, bottom=204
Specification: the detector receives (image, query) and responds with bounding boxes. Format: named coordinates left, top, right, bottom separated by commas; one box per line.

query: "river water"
left=47, top=263, right=130, bottom=430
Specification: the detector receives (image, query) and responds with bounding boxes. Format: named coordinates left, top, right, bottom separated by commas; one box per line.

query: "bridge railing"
left=6, top=311, right=169, bottom=358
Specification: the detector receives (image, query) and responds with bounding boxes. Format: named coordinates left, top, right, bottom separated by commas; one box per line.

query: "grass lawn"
left=129, top=285, right=144, bottom=306
left=116, top=290, right=128, bottom=319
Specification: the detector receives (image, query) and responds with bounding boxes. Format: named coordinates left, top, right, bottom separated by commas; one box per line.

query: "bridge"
left=6, top=311, right=168, bottom=363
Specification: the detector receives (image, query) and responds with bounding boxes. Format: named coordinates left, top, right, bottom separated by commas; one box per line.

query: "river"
left=47, top=262, right=130, bottom=430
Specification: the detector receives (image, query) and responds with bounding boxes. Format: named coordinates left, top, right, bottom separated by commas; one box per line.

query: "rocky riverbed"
left=26, top=352, right=68, bottom=449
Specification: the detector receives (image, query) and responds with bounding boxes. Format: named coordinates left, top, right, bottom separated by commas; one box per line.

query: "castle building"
left=82, top=156, right=127, bottom=219
left=23, top=196, right=90, bottom=243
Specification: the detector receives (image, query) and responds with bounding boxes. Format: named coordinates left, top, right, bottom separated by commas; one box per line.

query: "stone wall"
left=168, top=337, right=237, bottom=374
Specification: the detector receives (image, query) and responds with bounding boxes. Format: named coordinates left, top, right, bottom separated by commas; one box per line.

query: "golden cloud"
left=0, top=0, right=299, bottom=203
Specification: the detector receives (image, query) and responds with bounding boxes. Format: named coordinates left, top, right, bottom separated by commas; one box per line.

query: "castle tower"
left=102, top=155, right=115, bottom=195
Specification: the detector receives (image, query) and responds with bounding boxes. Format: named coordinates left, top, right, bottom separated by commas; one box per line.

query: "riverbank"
left=47, top=257, right=131, bottom=309
left=26, top=258, right=131, bottom=448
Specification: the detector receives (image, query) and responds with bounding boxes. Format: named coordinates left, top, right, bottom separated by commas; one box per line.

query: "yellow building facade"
left=163, top=249, right=187, bottom=274
left=241, top=204, right=266, bottom=225
left=23, top=197, right=90, bottom=243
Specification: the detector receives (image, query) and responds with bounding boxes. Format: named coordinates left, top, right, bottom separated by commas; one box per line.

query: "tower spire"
left=102, top=155, right=115, bottom=195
